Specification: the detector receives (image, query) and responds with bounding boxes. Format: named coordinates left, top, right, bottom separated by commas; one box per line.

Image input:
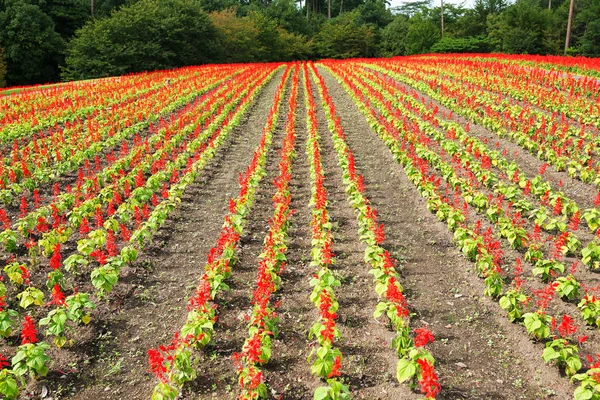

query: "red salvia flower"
left=79, top=217, right=90, bottom=236
left=147, top=349, right=167, bottom=382
left=414, top=327, right=435, bottom=348
left=594, top=193, right=600, bottom=207
left=19, top=196, right=27, bottom=217
left=19, top=265, right=30, bottom=285
left=416, top=358, right=440, bottom=399
left=95, top=207, right=104, bottom=228
left=21, top=316, right=38, bottom=344
left=33, top=189, right=41, bottom=208
left=557, top=314, right=577, bottom=337
left=106, top=230, right=118, bottom=257
left=49, top=244, right=61, bottom=270
left=0, top=354, right=9, bottom=370
left=328, top=355, right=342, bottom=378
left=90, top=249, right=107, bottom=265
left=36, top=216, right=49, bottom=233
left=49, top=284, right=66, bottom=306
left=120, top=224, right=131, bottom=242
left=0, top=209, right=10, bottom=229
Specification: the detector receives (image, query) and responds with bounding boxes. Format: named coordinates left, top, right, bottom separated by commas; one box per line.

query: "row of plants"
left=234, top=63, right=300, bottom=400
left=309, top=63, right=440, bottom=398
left=302, top=64, right=350, bottom=400
left=147, top=65, right=293, bottom=400
left=321, top=61, right=599, bottom=399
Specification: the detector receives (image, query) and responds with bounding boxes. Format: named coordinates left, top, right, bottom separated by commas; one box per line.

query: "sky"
left=388, top=0, right=476, bottom=10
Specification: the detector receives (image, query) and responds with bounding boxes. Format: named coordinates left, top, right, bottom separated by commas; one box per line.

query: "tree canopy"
left=0, top=0, right=598, bottom=86
left=62, top=0, right=221, bottom=80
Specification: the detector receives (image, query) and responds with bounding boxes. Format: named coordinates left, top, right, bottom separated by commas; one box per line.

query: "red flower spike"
left=414, top=327, right=435, bottom=347
left=416, top=358, right=440, bottom=399
left=328, top=355, right=342, bottom=378
left=49, top=284, right=66, bottom=306
left=0, top=354, right=9, bottom=370
left=21, top=316, right=38, bottom=345
left=557, top=314, right=577, bottom=338
left=148, top=349, right=167, bottom=383
left=79, top=217, right=90, bottom=236
left=49, top=244, right=61, bottom=270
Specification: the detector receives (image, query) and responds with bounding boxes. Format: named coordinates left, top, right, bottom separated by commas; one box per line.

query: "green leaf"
left=396, top=358, right=416, bottom=383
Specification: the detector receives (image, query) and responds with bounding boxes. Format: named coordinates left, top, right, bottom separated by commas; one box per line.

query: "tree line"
left=0, top=0, right=598, bottom=87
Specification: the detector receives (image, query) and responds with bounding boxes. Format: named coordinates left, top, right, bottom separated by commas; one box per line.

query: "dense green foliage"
left=62, top=0, right=220, bottom=80
left=0, top=48, right=6, bottom=88
left=313, top=10, right=376, bottom=58
left=0, top=0, right=598, bottom=86
left=0, top=0, right=65, bottom=85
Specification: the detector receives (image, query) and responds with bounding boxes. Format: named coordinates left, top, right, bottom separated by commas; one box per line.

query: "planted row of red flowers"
left=310, top=62, right=440, bottom=399
left=234, top=63, right=300, bottom=400
left=148, top=65, right=292, bottom=400
left=302, top=63, right=351, bottom=400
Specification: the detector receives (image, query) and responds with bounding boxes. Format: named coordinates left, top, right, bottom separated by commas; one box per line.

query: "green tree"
left=93, top=0, right=135, bottom=17
left=312, top=10, right=376, bottom=58
left=0, top=0, right=65, bottom=85
left=575, top=0, right=600, bottom=56
left=487, top=0, right=556, bottom=54
left=63, top=0, right=220, bottom=80
left=263, top=0, right=309, bottom=35
left=276, top=28, right=312, bottom=60
left=393, top=0, right=431, bottom=17
left=405, top=13, right=440, bottom=54
left=357, top=0, right=393, bottom=29
left=210, top=8, right=264, bottom=62
left=197, top=0, right=238, bottom=13
left=0, top=47, right=6, bottom=87
left=45, top=0, right=90, bottom=39
left=381, top=15, right=410, bottom=56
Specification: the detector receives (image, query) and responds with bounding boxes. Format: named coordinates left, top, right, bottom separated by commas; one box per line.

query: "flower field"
left=0, top=55, right=599, bottom=399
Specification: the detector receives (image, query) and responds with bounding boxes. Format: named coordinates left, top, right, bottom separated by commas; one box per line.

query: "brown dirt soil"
left=317, top=66, right=574, bottom=400
left=24, top=69, right=285, bottom=400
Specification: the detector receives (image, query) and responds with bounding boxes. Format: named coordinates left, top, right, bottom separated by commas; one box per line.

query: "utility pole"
left=328, top=0, right=331, bottom=19
left=91, top=0, right=94, bottom=16
left=441, top=0, right=444, bottom=38
left=564, top=0, right=575, bottom=55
